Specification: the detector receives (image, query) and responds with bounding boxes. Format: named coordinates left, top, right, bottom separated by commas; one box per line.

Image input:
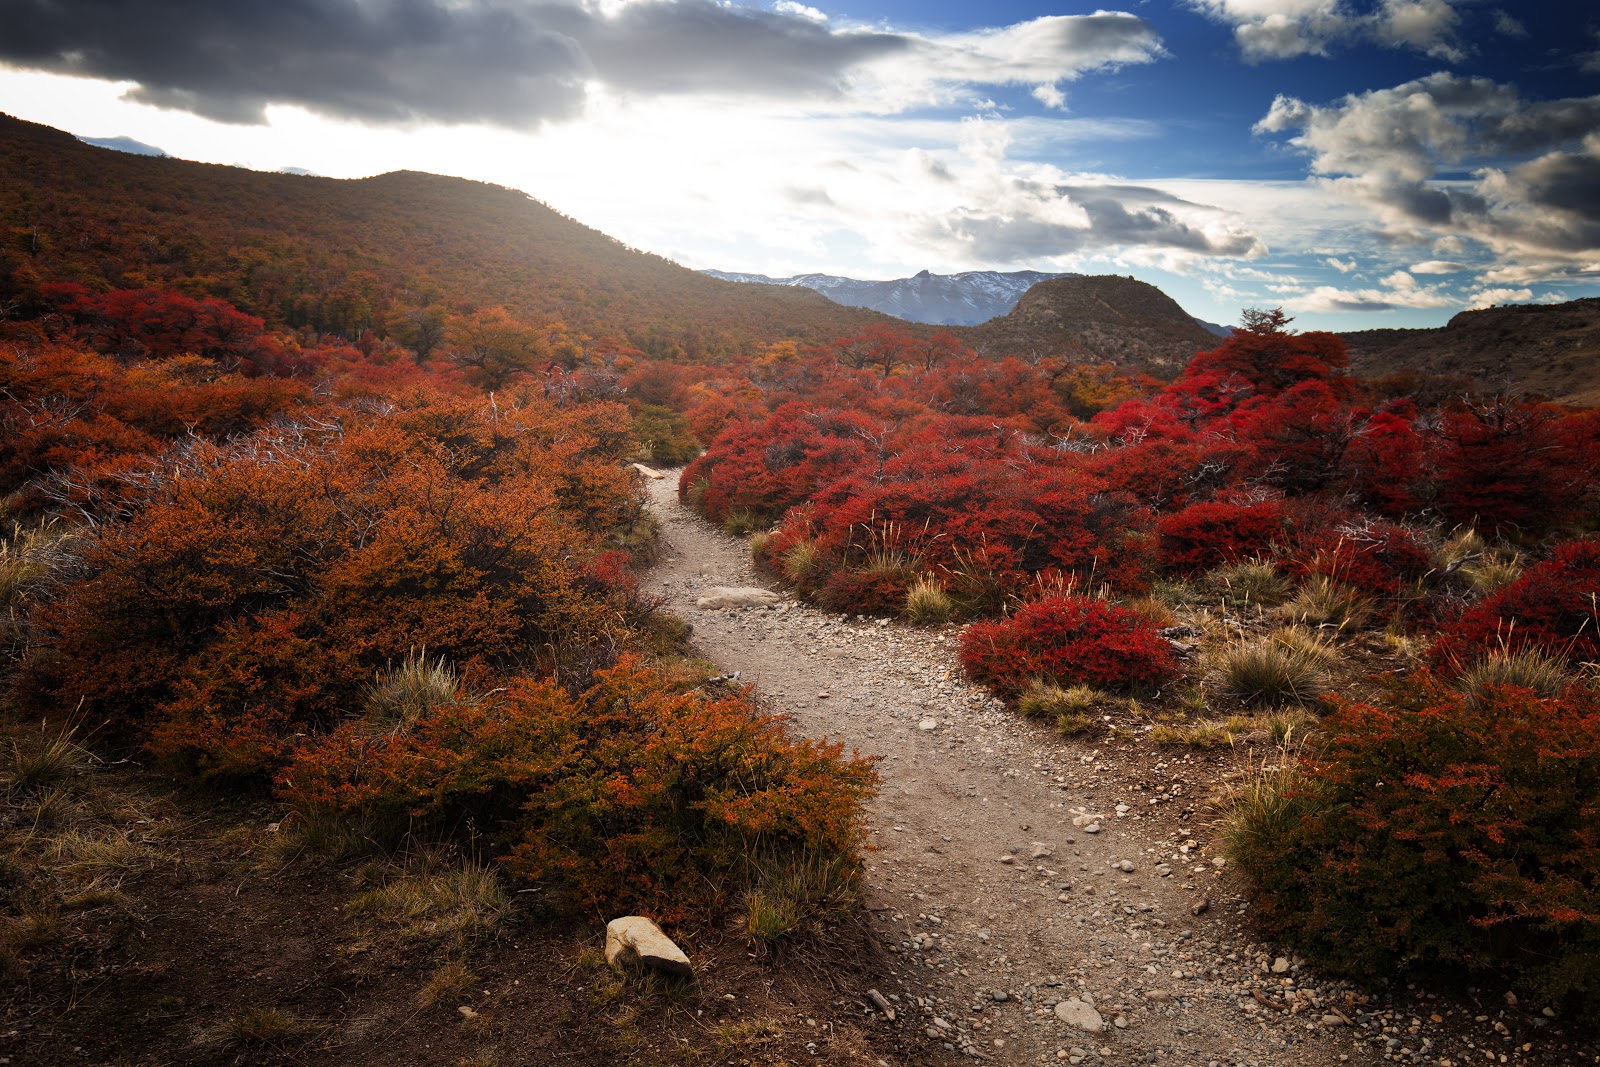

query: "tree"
left=446, top=307, right=547, bottom=390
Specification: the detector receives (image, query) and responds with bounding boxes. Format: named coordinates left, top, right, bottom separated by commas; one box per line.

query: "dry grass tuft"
left=1454, top=648, right=1574, bottom=711
left=1208, top=637, right=1331, bottom=708
left=365, top=650, right=467, bottom=734
left=346, top=850, right=509, bottom=946
left=1282, top=575, right=1372, bottom=630
left=903, top=575, right=954, bottom=624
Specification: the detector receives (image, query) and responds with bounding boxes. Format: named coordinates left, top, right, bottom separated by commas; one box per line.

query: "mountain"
left=1, top=114, right=884, bottom=359
left=966, top=274, right=1222, bottom=376
left=703, top=267, right=1074, bottom=326
left=1342, top=298, right=1600, bottom=407
left=76, top=135, right=168, bottom=157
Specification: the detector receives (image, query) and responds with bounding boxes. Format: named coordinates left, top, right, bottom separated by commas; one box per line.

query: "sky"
left=1, top=0, right=1597, bottom=330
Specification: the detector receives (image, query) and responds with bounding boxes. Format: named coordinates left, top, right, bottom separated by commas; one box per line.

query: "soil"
left=640, top=471, right=1600, bottom=1067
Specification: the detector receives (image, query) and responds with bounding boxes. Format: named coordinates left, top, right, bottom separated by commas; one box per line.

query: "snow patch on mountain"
left=704, top=268, right=1077, bottom=326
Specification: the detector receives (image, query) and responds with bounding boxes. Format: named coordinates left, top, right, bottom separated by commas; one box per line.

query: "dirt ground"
left=640, top=471, right=1600, bottom=1067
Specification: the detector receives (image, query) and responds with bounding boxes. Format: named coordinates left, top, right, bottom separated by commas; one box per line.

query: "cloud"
left=1326, top=256, right=1357, bottom=272
left=1409, top=259, right=1467, bottom=273
left=1187, top=0, right=1466, bottom=61
left=1467, top=286, right=1532, bottom=308
left=0, top=0, right=1164, bottom=128
left=1255, top=73, right=1600, bottom=277
left=773, top=1, right=827, bottom=22
left=1282, top=270, right=1459, bottom=312
left=918, top=179, right=1263, bottom=263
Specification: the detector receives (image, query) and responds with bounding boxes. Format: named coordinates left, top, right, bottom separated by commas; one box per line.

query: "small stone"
left=1272, top=956, right=1291, bottom=974
left=1083, top=823, right=1101, bottom=834
left=919, top=718, right=939, bottom=731
left=1144, top=990, right=1173, bottom=1003
left=1031, top=842, right=1055, bottom=859
left=1321, top=1014, right=1346, bottom=1026
left=817, top=691, right=830, bottom=699
left=1190, top=898, right=1210, bottom=916
left=998, top=855, right=1015, bottom=864
left=992, top=990, right=1009, bottom=1003
left=1117, top=859, right=1135, bottom=873
left=457, top=1006, right=478, bottom=1020
left=1113, top=1015, right=1128, bottom=1029
left=1053, top=998, right=1105, bottom=1033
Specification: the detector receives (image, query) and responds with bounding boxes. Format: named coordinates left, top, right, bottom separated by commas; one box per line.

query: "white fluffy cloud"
left=1187, top=0, right=1470, bottom=60
left=1255, top=73, right=1600, bottom=279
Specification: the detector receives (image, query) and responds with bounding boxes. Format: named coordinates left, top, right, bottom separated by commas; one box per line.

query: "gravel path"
left=641, top=473, right=1574, bottom=1067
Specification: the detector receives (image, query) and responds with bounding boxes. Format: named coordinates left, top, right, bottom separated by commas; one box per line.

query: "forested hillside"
left=0, top=113, right=884, bottom=362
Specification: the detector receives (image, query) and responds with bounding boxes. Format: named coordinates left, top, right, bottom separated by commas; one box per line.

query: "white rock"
left=1271, top=956, right=1291, bottom=974
left=1053, top=998, right=1105, bottom=1033
left=605, top=916, right=692, bottom=977
left=1116, top=860, right=1135, bottom=873
left=919, top=718, right=939, bottom=731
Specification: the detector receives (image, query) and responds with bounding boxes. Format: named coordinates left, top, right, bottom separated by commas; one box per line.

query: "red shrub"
left=1431, top=538, right=1600, bottom=669
left=959, top=595, right=1179, bottom=696
left=1298, top=519, right=1433, bottom=598
left=1230, top=674, right=1600, bottom=1009
left=1157, top=499, right=1285, bottom=575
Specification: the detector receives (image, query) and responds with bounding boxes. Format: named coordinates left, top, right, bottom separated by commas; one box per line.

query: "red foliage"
left=1157, top=499, right=1285, bottom=575
left=1232, top=674, right=1600, bottom=1008
left=959, top=595, right=1179, bottom=696
left=1297, top=519, right=1433, bottom=598
left=1431, top=401, right=1598, bottom=537
left=1181, top=309, right=1350, bottom=397
left=1431, top=538, right=1600, bottom=669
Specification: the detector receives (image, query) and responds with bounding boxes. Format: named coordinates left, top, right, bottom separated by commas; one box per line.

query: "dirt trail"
left=642, top=475, right=1376, bottom=1067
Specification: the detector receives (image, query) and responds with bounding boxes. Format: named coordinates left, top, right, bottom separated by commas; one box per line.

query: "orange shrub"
left=278, top=658, right=878, bottom=919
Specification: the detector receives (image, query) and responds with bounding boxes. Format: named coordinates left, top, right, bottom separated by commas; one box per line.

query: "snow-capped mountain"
left=703, top=268, right=1076, bottom=326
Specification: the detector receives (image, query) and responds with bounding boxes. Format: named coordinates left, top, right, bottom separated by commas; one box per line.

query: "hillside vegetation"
left=0, top=112, right=884, bottom=362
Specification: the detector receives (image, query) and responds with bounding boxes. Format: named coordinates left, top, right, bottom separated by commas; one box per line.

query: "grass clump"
left=1016, top=680, right=1103, bottom=736
left=346, top=850, right=509, bottom=946
left=1205, top=559, right=1291, bottom=608
left=1150, top=721, right=1231, bottom=747
left=742, top=848, right=860, bottom=946
left=4, top=724, right=91, bottom=796
left=722, top=510, right=766, bottom=537
left=218, top=1007, right=317, bottom=1048
left=1208, top=637, right=1331, bottom=708
left=365, top=650, right=467, bottom=734
left=780, top=540, right=818, bottom=585
left=1454, top=648, right=1574, bottom=711
left=1282, top=575, right=1372, bottom=630
left=1219, top=749, right=1315, bottom=870
left=903, top=575, right=954, bottom=624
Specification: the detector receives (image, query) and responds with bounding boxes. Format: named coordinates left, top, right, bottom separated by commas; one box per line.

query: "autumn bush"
left=1430, top=538, right=1600, bottom=670
left=19, top=393, right=645, bottom=782
left=1297, top=519, right=1433, bottom=599
left=1226, top=675, right=1600, bottom=1010
left=277, top=658, right=877, bottom=920
left=1156, top=499, right=1285, bottom=575
left=959, top=595, right=1179, bottom=698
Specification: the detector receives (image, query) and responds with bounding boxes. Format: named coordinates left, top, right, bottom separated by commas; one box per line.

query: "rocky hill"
left=965, top=274, right=1221, bottom=376
left=702, top=268, right=1073, bottom=325
left=1343, top=298, right=1600, bottom=406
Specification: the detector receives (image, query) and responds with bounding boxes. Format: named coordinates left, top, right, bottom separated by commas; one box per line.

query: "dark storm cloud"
left=0, top=0, right=908, bottom=126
